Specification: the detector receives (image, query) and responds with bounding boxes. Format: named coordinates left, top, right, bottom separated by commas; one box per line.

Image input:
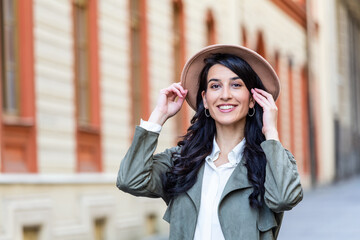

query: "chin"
left=213, top=117, right=246, bottom=127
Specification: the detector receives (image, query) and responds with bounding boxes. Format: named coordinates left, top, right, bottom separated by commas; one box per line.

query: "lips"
left=217, top=104, right=237, bottom=112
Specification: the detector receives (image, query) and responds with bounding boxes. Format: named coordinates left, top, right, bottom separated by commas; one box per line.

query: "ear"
left=249, top=95, right=255, bottom=109
left=201, top=91, right=208, bottom=109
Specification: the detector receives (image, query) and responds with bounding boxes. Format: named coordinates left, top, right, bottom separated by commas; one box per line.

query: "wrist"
left=264, top=128, right=279, bottom=141
left=148, top=108, right=168, bottom=126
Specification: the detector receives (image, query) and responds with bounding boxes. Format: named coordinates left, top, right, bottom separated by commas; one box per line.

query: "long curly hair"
left=162, top=53, right=268, bottom=208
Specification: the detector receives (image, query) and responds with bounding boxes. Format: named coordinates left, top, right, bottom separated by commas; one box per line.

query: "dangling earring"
left=205, top=108, right=211, bottom=117
left=248, top=107, right=255, bottom=117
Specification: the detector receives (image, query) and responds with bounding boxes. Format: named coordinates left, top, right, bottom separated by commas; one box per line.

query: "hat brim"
left=180, top=44, right=280, bottom=110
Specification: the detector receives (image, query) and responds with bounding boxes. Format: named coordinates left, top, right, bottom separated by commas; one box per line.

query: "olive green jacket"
left=117, top=127, right=303, bottom=240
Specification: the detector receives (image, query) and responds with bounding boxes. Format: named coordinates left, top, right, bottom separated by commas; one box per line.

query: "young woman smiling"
left=117, top=44, right=303, bottom=240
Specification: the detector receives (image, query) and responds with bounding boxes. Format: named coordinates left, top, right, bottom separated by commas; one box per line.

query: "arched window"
left=206, top=10, right=216, bottom=45
left=255, top=31, right=266, bottom=58
left=129, top=0, right=149, bottom=126
left=73, top=0, right=102, bottom=172
left=301, top=65, right=310, bottom=174
left=274, top=51, right=282, bottom=140
left=173, top=0, right=188, bottom=138
left=288, top=57, right=295, bottom=153
left=241, top=25, right=248, bottom=47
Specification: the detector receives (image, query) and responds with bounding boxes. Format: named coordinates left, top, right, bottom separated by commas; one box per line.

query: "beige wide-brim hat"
left=180, top=44, right=280, bottom=110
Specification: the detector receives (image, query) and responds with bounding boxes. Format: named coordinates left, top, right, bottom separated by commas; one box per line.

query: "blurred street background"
left=278, top=176, right=360, bottom=240
left=0, top=0, right=359, bottom=239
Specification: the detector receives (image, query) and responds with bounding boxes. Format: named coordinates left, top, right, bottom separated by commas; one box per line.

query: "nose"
left=220, top=85, right=232, bottom=100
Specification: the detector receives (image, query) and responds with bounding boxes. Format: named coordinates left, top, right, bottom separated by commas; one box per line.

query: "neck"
left=215, top=121, right=245, bottom=154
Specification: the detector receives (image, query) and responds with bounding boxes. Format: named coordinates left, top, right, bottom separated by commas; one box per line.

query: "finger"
left=252, top=88, right=274, bottom=106
left=254, top=88, right=271, bottom=97
left=254, top=88, right=276, bottom=105
left=170, top=83, right=187, bottom=96
left=169, top=93, right=177, bottom=102
left=253, top=93, right=269, bottom=109
left=176, top=94, right=186, bottom=105
left=167, top=85, right=183, bottom=98
left=160, top=89, right=177, bottom=101
left=252, top=90, right=271, bottom=108
left=253, top=91, right=278, bottom=113
left=174, top=82, right=187, bottom=95
left=173, top=89, right=188, bottom=103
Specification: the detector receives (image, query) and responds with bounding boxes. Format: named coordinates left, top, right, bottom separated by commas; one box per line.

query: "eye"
left=210, top=84, right=220, bottom=89
left=232, top=83, right=243, bottom=88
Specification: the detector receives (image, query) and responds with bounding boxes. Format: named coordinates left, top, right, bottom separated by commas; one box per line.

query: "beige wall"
left=35, top=0, right=76, bottom=173
left=311, top=0, right=338, bottom=184
left=99, top=0, right=132, bottom=173
left=307, top=0, right=360, bottom=184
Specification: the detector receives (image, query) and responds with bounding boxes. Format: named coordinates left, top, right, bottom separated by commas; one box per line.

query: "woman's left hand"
left=251, top=88, right=279, bottom=141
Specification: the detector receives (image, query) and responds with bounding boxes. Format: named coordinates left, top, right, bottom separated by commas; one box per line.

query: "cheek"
left=237, top=91, right=251, bottom=104
left=203, top=91, right=218, bottom=105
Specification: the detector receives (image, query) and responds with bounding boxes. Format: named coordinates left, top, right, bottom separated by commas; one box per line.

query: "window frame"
left=0, top=0, right=37, bottom=173
left=73, top=0, right=102, bottom=173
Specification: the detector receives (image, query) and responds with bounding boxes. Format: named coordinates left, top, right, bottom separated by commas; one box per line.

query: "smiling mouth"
left=219, top=105, right=234, bottom=110
left=218, top=105, right=237, bottom=111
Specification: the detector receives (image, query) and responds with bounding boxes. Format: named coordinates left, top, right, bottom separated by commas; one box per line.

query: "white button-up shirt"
left=194, top=137, right=245, bottom=240
left=140, top=120, right=245, bottom=240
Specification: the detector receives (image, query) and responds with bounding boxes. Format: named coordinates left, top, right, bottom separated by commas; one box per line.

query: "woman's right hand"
left=148, top=82, right=188, bottom=126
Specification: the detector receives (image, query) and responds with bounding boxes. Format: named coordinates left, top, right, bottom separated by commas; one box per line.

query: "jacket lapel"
left=220, top=160, right=252, bottom=203
left=186, top=159, right=252, bottom=209
left=186, top=163, right=205, bottom=212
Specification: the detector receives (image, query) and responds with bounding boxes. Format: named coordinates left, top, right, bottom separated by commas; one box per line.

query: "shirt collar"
left=206, top=137, right=245, bottom=167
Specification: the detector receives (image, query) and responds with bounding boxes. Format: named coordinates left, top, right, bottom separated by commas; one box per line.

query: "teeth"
left=219, top=105, right=234, bottom=110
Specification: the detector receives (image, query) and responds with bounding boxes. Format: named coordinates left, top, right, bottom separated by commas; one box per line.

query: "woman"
left=117, top=44, right=303, bottom=240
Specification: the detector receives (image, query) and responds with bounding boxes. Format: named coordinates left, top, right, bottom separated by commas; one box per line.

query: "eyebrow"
left=208, top=76, right=241, bottom=83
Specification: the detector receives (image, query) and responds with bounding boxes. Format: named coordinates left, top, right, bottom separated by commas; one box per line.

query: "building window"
left=145, top=213, right=158, bottom=236
left=256, top=31, right=266, bottom=59
left=73, top=0, right=102, bottom=172
left=130, top=0, right=149, bottom=126
left=241, top=25, right=248, bottom=47
left=1, top=0, right=19, bottom=116
left=206, top=10, right=216, bottom=45
left=94, top=218, right=106, bottom=240
left=301, top=65, right=310, bottom=174
left=1, top=0, right=37, bottom=173
left=74, top=0, right=90, bottom=125
left=23, top=225, right=41, bottom=240
left=348, top=13, right=360, bottom=133
left=274, top=51, right=282, bottom=139
left=172, top=0, right=188, bottom=138
left=288, top=58, right=295, bottom=153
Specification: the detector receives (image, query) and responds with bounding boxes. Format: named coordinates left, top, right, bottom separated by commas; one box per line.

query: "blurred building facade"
left=306, top=0, right=360, bottom=183
left=0, top=0, right=359, bottom=239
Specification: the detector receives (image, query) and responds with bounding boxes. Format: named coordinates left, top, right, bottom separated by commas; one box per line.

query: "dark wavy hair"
left=162, top=53, right=268, bottom=208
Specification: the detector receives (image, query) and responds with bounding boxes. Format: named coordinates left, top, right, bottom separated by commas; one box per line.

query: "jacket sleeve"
left=116, top=126, right=179, bottom=203
left=261, top=140, right=303, bottom=213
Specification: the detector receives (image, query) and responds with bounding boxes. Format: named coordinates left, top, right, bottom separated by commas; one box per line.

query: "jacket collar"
left=186, top=159, right=252, bottom=212
left=186, top=163, right=205, bottom=212
left=206, top=137, right=245, bottom=167
left=220, top=161, right=252, bottom=203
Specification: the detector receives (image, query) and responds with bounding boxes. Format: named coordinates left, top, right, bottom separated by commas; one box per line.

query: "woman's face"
left=202, top=64, right=255, bottom=128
